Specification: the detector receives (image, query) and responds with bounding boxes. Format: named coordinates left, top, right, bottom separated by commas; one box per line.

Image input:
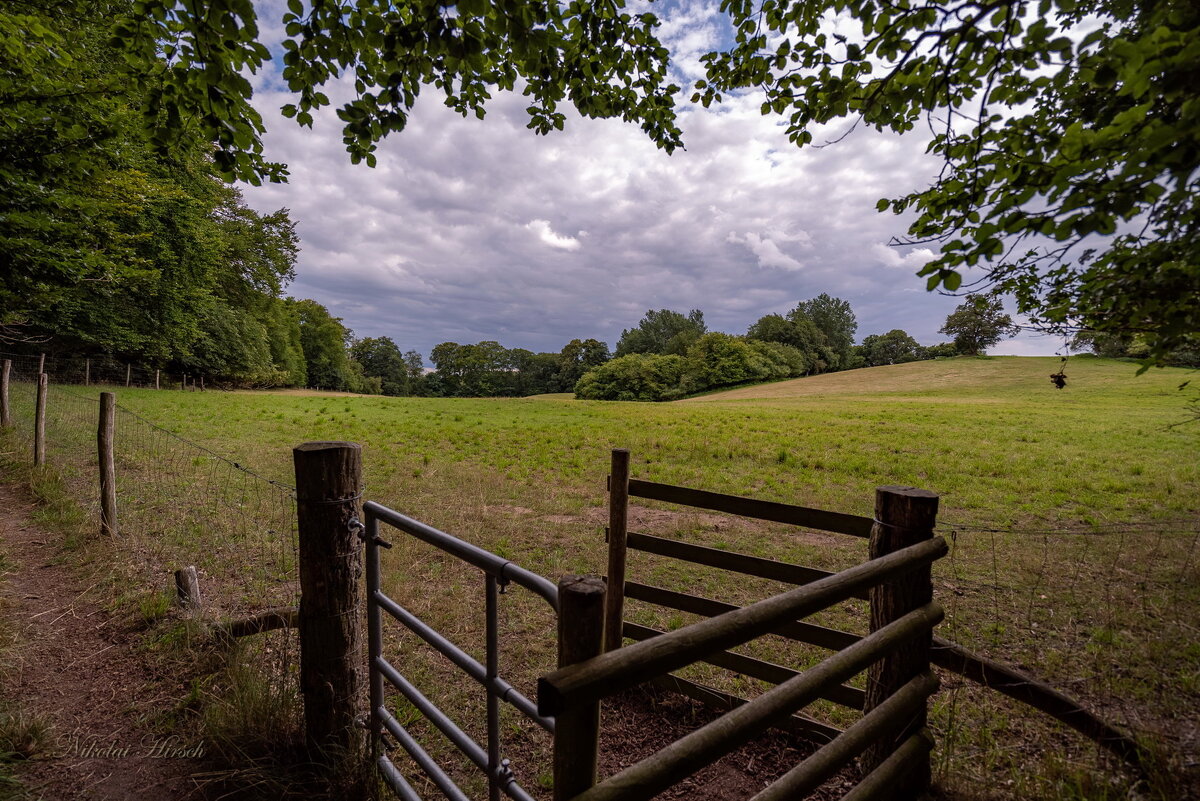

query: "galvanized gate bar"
left=375, top=657, right=489, bottom=768
left=365, top=502, right=558, bottom=801
left=377, top=753, right=423, bottom=801
left=365, top=502, right=560, bottom=609
left=372, top=589, right=552, bottom=730
left=377, top=704, right=472, bottom=801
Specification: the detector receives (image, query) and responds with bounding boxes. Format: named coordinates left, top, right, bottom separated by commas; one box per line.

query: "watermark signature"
left=56, top=733, right=205, bottom=759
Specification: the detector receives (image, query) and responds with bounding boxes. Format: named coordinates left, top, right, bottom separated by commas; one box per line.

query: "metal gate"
left=363, top=501, right=559, bottom=801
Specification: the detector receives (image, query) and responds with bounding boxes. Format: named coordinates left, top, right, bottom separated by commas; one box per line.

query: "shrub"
left=573, top=354, right=686, bottom=401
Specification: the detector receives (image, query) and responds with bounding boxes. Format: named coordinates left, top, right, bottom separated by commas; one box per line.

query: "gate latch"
left=350, top=516, right=392, bottom=549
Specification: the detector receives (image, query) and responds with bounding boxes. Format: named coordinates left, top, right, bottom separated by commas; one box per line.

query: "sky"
left=239, top=0, right=1066, bottom=361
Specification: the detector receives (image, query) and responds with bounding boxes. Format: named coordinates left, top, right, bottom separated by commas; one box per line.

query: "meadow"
left=5, top=355, right=1198, bottom=799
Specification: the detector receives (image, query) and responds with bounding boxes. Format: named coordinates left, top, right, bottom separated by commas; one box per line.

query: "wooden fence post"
left=85, top=359, right=90, bottom=386
left=200, top=375, right=205, bottom=392
left=125, top=364, right=131, bottom=387
left=98, top=392, right=117, bottom=536
left=864, top=486, right=939, bottom=797
left=604, top=448, right=631, bottom=653
left=293, top=441, right=363, bottom=785
left=33, top=373, right=47, bottom=466
left=174, top=566, right=201, bottom=610
left=37, top=353, right=44, bottom=375
left=554, top=575, right=606, bottom=801
left=155, top=369, right=160, bottom=390
left=0, top=360, right=10, bottom=428
left=181, top=373, right=187, bottom=391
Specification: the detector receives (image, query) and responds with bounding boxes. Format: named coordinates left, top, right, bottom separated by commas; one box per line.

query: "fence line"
left=1, top=364, right=300, bottom=623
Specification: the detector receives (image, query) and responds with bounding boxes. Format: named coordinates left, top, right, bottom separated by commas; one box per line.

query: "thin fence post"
left=155, top=369, right=160, bottom=390
left=604, top=448, right=631, bottom=653
left=125, top=364, right=131, bottom=387
left=33, top=373, right=47, bottom=466
left=554, top=575, right=606, bottom=801
left=181, top=373, right=187, bottom=391
left=864, top=486, right=939, bottom=797
left=0, top=359, right=10, bottom=428
left=98, top=392, right=117, bottom=536
left=293, top=441, right=363, bottom=786
left=85, top=359, right=90, bottom=386
left=37, top=353, right=44, bottom=375
left=200, top=375, right=205, bottom=392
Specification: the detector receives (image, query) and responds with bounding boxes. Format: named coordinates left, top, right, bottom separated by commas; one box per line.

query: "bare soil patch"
left=599, top=684, right=856, bottom=799
left=0, top=484, right=206, bottom=800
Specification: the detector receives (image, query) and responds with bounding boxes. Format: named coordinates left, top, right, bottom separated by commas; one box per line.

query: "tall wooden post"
left=603, top=448, right=631, bottom=652
left=293, top=441, right=363, bottom=784
left=864, top=486, right=939, bottom=797
left=33, top=373, right=47, bottom=466
left=155, top=369, right=160, bottom=390
left=0, top=360, right=10, bottom=428
left=37, top=353, right=44, bottom=375
left=98, top=392, right=117, bottom=536
left=85, top=359, right=90, bottom=386
left=200, top=375, right=205, bottom=392
left=125, top=364, right=131, bottom=387
left=181, top=373, right=187, bottom=391
left=554, top=575, right=606, bottom=801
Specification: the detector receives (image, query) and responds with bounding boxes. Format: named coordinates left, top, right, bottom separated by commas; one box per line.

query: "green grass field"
left=5, top=355, right=1198, bottom=799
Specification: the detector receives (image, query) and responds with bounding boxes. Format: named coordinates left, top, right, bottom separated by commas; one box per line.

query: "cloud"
left=871, top=243, right=938, bottom=270
left=526, top=219, right=582, bottom=251
left=236, top=4, right=1061, bottom=357
left=727, top=231, right=808, bottom=271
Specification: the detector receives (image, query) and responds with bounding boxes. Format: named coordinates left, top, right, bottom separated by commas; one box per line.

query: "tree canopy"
left=940, top=295, right=1020, bottom=356
left=615, top=309, right=707, bottom=357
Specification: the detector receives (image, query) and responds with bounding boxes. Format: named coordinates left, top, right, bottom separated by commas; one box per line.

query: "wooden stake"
left=554, top=575, right=606, bottom=801
left=174, top=566, right=201, bottom=610
left=864, top=486, right=939, bottom=797
left=604, top=448, right=630, bottom=652
left=125, top=363, right=131, bottom=387
left=155, top=369, right=160, bottom=390
left=37, top=353, right=44, bottom=374
left=294, top=441, right=363, bottom=783
left=33, top=373, right=47, bottom=466
left=98, top=392, right=117, bottom=537
left=0, top=360, right=10, bottom=428
left=181, top=373, right=187, bottom=391
left=200, top=375, right=205, bottom=392
left=85, top=359, right=90, bottom=386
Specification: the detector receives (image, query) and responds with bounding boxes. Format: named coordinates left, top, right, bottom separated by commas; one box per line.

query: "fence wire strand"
left=1, top=359, right=300, bottom=677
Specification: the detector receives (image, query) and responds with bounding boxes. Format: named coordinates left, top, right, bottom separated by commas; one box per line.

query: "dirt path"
left=0, top=484, right=205, bottom=800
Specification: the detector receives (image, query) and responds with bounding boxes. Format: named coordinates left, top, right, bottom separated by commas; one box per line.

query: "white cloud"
left=727, top=231, right=806, bottom=271
left=526, top=219, right=582, bottom=251
left=871, top=243, right=938, bottom=270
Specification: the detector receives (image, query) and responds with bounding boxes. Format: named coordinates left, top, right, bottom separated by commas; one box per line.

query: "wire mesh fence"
left=930, top=518, right=1200, bottom=794
left=1, top=353, right=299, bottom=630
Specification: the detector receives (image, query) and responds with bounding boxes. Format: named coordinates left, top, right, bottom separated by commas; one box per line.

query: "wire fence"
left=930, top=517, right=1200, bottom=793
left=1, top=350, right=223, bottom=391
left=1, top=353, right=300, bottom=632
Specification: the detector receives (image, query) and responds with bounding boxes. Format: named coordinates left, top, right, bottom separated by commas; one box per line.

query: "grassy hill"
left=681, top=355, right=1187, bottom=402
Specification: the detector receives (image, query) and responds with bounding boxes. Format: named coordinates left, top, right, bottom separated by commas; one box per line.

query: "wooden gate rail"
left=539, top=537, right=945, bottom=714
left=604, top=450, right=1146, bottom=775
left=539, top=598, right=944, bottom=801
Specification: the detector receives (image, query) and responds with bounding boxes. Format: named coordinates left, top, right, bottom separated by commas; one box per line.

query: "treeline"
left=573, top=297, right=959, bottom=401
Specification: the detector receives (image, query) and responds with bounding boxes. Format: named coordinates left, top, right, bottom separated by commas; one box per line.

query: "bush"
left=573, top=354, right=686, bottom=401
left=681, top=333, right=771, bottom=393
